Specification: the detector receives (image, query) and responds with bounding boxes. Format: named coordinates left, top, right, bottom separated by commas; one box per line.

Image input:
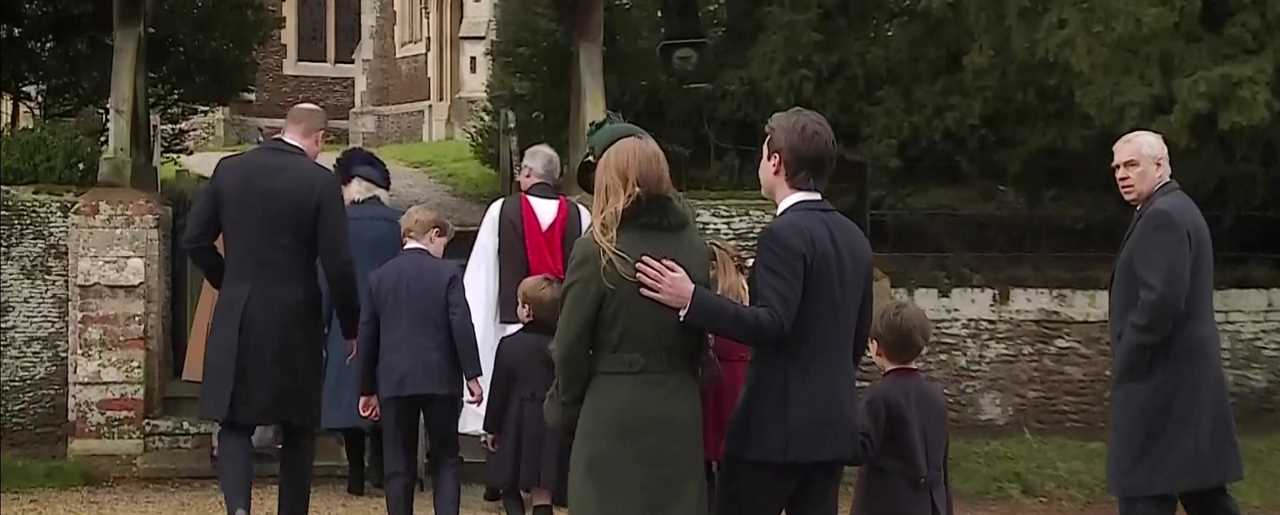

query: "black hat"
left=335, top=147, right=392, bottom=190
left=576, top=114, right=650, bottom=194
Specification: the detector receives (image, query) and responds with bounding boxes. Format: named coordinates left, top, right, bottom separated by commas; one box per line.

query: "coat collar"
left=259, top=137, right=308, bottom=157
left=1119, top=180, right=1181, bottom=250
left=779, top=199, right=838, bottom=216
left=1111, top=180, right=1181, bottom=289
left=620, top=193, right=692, bottom=231
left=523, top=182, right=561, bottom=199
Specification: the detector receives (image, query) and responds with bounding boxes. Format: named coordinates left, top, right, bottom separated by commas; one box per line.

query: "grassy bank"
left=376, top=140, right=495, bottom=201
left=0, top=457, right=94, bottom=492
left=933, top=432, right=1279, bottom=510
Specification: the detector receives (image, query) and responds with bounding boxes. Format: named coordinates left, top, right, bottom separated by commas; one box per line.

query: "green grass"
left=376, top=140, right=496, bottom=201
left=908, top=432, right=1280, bottom=509
left=0, top=457, right=94, bottom=491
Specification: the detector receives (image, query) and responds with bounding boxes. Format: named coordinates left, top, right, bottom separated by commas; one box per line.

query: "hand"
left=345, top=338, right=357, bottom=364
left=466, top=378, right=485, bottom=405
left=636, top=256, right=695, bottom=310
left=484, top=434, right=499, bottom=453
left=358, top=395, right=381, bottom=421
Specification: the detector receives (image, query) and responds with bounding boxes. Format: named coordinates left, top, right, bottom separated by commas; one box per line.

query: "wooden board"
left=181, top=237, right=222, bottom=383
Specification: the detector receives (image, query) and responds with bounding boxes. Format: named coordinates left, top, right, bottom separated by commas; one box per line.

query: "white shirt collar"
left=403, top=240, right=430, bottom=252
left=277, top=135, right=308, bottom=153
left=776, top=191, right=823, bottom=215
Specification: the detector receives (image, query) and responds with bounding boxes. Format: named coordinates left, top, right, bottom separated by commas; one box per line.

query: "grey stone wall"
left=880, top=287, right=1280, bottom=428
left=0, top=186, right=79, bottom=455
left=350, top=107, right=424, bottom=148
left=689, top=199, right=774, bottom=259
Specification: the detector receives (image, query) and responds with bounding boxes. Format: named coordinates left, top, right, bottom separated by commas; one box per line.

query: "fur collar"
left=620, top=193, right=692, bottom=231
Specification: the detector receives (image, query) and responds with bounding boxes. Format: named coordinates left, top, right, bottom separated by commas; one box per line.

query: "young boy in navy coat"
left=483, top=274, right=568, bottom=515
left=358, top=205, right=485, bottom=515
left=854, top=301, right=952, bottom=515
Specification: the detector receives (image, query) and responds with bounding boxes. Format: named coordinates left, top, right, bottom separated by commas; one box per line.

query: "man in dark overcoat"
left=1107, top=130, right=1243, bottom=515
left=183, top=103, right=360, bottom=515
left=638, top=108, right=874, bottom=515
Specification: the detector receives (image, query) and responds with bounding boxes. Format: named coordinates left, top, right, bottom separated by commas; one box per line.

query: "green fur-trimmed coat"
left=550, top=194, right=711, bottom=515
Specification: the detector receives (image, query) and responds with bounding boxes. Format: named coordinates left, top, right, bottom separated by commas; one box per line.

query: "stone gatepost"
left=67, top=188, right=170, bottom=457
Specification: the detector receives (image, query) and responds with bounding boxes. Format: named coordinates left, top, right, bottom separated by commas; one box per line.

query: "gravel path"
left=179, top=151, right=487, bottom=228
left=0, top=479, right=1119, bottom=515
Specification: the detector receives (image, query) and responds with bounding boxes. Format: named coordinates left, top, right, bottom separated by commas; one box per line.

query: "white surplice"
left=458, top=195, right=591, bottom=435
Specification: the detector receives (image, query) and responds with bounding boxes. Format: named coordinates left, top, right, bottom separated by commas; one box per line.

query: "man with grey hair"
left=460, top=144, right=590, bottom=437
left=1107, top=130, right=1243, bottom=515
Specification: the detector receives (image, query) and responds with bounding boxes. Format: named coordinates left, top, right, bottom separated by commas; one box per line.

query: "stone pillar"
left=67, top=188, right=170, bottom=457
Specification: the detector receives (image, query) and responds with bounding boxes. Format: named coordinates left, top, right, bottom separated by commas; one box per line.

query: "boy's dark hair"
left=764, top=107, right=837, bottom=192
left=871, top=301, right=932, bottom=365
left=517, top=274, right=562, bottom=327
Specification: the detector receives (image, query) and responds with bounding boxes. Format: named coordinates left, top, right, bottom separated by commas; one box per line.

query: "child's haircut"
left=708, top=240, right=749, bottom=304
left=517, top=274, right=562, bottom=326
left=871, top=301, right=932, bottom=365
left=400, top=205, right=453, bottom=242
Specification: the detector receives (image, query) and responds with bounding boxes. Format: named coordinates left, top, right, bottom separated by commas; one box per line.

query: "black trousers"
left=382, top=394, right=462, bottom=515
left=1119, top=486, right=1241, bottom=515
left=341, top=427, right=384, bottom=488
left=717, top=457, right=844, bottom=515
left=216, top=422, right=315, bottom=515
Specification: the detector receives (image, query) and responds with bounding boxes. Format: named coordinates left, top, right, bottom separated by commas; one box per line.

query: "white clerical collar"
left=776, top=191, right=823, bottom=215
left=403, top=240, right=431, bottom=252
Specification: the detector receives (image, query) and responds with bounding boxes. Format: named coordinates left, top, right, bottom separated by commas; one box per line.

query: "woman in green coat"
left=551, top=127, right=710, bottom=515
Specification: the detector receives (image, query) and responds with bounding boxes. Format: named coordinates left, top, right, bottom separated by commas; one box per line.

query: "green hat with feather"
left=576, top=112, right=650, bottom=194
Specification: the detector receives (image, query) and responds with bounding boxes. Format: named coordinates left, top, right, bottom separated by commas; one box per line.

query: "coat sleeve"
left=855, top=389, right=886, bottom=466
left=853, top=269, right=874, bottom=367
left=448, top=268, right=484, bottom=380
left=316, top=174, right=360, bottom=339
left=685, top=223, right=805, bottom=347
left=359, top=274, right=381, bottom=396
left=1122, top=207, right=1190, bottom=347
left=552, top=238, right=607, bottom=411
left=182, top=165, right=225, bottom=289
left=483, top=338, right=514, bottom=435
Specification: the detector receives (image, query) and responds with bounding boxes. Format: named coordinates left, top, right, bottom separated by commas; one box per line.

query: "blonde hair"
left=708, top=240, right=748, bottom=304
left=589, top=135, right=675, bottom=282
left=399, top=205, right=453, bottom=242
left=342, top=176, right=390, bottom=205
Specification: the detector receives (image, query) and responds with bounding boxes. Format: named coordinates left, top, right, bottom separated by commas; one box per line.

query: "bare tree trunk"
left=565, top=0, right=605, bottom=197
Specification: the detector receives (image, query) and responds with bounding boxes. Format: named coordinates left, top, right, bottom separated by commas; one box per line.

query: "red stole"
left=520, top=194, right=570, bottom=279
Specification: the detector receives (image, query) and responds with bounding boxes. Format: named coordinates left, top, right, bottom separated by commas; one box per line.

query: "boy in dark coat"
left=358, top=205, right=485, bottom=515
left=853, top=301, right=952, bottom=515
left=484, top=274, right=569, bottom=515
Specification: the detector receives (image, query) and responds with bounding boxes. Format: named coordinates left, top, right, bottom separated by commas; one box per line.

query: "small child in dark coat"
left=483, top=274, right=568, bottom=515
left=853, top=301, right=953, bottom=515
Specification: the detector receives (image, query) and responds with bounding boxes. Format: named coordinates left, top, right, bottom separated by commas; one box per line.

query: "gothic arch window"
left=283, top=0, right=361, bottom=77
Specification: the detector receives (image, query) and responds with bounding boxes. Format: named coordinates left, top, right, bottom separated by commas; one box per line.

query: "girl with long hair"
left=550, top=128, right=711, bottom=515
left=701, top=239, right=751, bottom=511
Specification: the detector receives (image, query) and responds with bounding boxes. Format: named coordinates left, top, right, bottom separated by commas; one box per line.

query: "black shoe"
left=483, top=486, right=503, bottom=502
left=532, top=505, right=553, bottom=515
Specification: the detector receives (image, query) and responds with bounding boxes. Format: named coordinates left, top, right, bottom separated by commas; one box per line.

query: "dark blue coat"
left=321, top=198, right=403, bottom=429
left=360, top=248, right=483, bottom=398
left=1106, top=181, right=1243, bottom=497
